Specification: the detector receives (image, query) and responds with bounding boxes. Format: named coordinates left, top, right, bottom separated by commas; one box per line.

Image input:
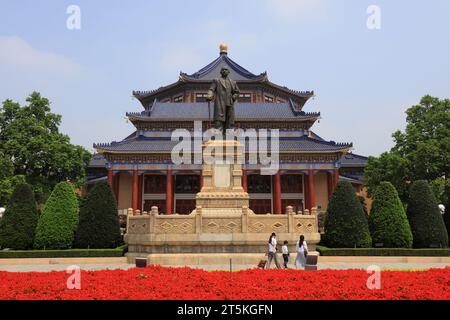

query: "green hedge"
left=0, top=245, right=127, bottom=259
left=316, top=245, right=450, bottom=257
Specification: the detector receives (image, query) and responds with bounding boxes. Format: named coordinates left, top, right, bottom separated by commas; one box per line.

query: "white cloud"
left=0, top=35, right=80, bottom=76
left=265, top=0, right=327, bottom=21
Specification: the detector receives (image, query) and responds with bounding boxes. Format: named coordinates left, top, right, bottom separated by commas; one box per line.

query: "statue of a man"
left=206, top=67, right=240, bottom=133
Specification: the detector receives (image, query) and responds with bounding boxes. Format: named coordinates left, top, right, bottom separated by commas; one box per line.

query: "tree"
left=368, top=182, right=413, bottom=248
left=34, top=182, right=79, bottom=249
left=392, top=96, right=450, bottom=182
left=407, top=180, right=448, bottom=248
left=324, top=181, right=372, bottom=248
left=0, top=92, right=91, bottom=204
left=365, top=152, right=411, bottom=202
left=74, top=181, right=121, bottom=248
left=365, top=95, right=449, bottom=202
left=0, top=183, right=38, bottom=249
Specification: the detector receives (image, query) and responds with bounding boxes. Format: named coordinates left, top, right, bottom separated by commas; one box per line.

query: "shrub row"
left=316, top=245, right=450, bottom=257
left=323, top=180, right=449, bottom=249
left=0, top=181, right=122, bottom=250
left=0, top=245, right=127, bottom=259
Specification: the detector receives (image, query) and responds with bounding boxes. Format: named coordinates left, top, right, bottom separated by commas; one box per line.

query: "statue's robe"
left=208, top=78, right=240, bottom=124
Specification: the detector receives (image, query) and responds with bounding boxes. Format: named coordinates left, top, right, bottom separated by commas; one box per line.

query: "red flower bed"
left=0, top=266, right=449, bottom=300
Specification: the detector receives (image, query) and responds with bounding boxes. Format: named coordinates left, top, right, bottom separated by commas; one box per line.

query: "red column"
left=108, top=169, right=114, bottom=187
left=166, top=169, right=173, bottom=215
left=138, top=174, right=143, bottom=211
left=327, top=171, right=333, bottom=200
left=242, top=169, right=248, bottom=192
left=308, top=169, right=316, bottom=210
left=114, top=173, right=120, bottom=205
left=304, top=173, right=310, bottom=211
left=273, top=171, right=282, bottom=214
left=333, top=168, right=340, bottom=188
left=132, top=169, right=139, bottom=211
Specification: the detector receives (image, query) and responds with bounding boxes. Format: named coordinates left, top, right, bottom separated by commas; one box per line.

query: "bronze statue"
left=206, top=67, right=240, bottom=133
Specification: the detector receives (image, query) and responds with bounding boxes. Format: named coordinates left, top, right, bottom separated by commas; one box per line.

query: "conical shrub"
left=407, top=180, right=448, bottom=248
left=74, top=181, right=121, bottom=248
left=34, top=182, right=79, bottom=249
left=369, top=182, right=413, bottom=248
left=0, top=183, right=38, bottom=249
left=324, top=181, right=372, bottom=248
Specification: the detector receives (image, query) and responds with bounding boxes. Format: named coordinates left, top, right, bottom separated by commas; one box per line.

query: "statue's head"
left=220, top=67, right=230, bottom=78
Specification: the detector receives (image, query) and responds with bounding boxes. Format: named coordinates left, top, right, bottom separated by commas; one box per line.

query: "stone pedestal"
left=125, top=139, right=321, bottom=260
left=192, top=139, right=254, bottom=216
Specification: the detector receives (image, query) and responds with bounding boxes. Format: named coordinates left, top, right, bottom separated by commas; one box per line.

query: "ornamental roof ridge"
left=181, top=53, right=264, bottom=81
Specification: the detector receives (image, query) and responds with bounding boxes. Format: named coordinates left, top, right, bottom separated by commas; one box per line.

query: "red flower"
left=0, top=266, right=448, bottom=300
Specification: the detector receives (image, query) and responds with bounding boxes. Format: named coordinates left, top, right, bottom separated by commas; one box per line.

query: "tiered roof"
left=126, top=100, right=320, bottom=123
left=133, top=45, right=314, bottom=109
left=94, top=133, right=352, bottom=154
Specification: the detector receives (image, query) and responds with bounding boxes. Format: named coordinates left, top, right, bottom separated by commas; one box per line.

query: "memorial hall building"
left=90, top=44, right=368, bottom=215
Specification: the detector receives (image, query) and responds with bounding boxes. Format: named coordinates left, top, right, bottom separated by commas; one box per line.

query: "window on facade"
left=173, top=95, right=183, bottom=103
left=281, top=175, right=303, bottom=193
left=247, top=175, right=271, bottom=193
left=175, top=175, right=200, bottom=194
left=195, top=93, right=209, bottom=103
left=161, top=98, right=171, bottom=103
left=264, top=95, right=274, bottom=103
left=276, top=98, right=286, bottom=103
left=239, top=93, right=252, bottom=102
left=144, top=175, right=167, bottom=194
left=250, top=199, right=272, bottom=214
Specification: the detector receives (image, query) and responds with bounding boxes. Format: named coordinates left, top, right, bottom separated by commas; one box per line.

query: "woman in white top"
left=265, top=233, right=281, bottom=269
left=295, top=235, right=308, bottom=268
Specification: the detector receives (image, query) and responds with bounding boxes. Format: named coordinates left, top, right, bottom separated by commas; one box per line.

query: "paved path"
left=0, top=262, right=449, bottom=272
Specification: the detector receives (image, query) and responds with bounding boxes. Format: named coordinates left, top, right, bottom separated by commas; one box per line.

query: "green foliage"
left=0, top=92, right=91, bottom=204
left=0, top=245, right=127, bottom=259
left=368, top=182, right=413, bottom=248
left=364, top=96, right=449, bottom=202
left=365, top=152, right=411, bottom=202
left=407, top=180, right=448, bottom=248
left=444, top=186, right=450, bottom=243
left=0, top=183, right=38, bottom=249
left=74, top=181, right=121, bottom=249
left=358, top=196, right=369, bottom=219
left=316, top=245, right=450, bottom=257
left=429, top=177, right=450, bottom=205
left=324, top=181, right=372, bottom=248
left=34, top=182, right=79, bottom=249
left=392, top=95, right=450, bottom=181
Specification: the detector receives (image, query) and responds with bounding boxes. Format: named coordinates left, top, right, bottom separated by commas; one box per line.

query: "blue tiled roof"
left=340, top=153, right=368, bottom=167
left=127, top=101, right=320, bottom=121
left=181, top=53, right=264, bottom=81
left=94, top=135, right=352, bottom=153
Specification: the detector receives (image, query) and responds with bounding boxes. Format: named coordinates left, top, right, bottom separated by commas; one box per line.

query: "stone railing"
left=126, top=206, right=319, bottom=236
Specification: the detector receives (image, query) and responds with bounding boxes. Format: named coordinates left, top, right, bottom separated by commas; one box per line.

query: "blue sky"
left=0, top=0, right=449, bottom=156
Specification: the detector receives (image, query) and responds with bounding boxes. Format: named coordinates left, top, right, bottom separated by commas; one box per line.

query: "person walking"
left=265, top=233, right=281, bottom=269
left=295, top=235, right=308, bottom=269
left=282, top=240, right=289, bottom=268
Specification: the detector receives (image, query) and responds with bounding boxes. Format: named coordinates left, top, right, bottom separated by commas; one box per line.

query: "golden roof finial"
left=220, top=43, right=228, bottom=55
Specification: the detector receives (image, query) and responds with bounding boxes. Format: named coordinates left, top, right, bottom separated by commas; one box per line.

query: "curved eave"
left=95, top=146, right=352, bottom=155
left=126, top=115, right=321, bottom=123
left=132, top=78, right=314, bottom=106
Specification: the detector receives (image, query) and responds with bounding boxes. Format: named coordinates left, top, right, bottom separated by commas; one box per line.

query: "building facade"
left=92, top=44, right=367, bottom=215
